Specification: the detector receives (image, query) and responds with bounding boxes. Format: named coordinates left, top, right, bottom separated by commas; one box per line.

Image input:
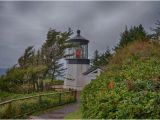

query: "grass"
left=31, top=105, right=64, bottom=116
left=0, top=91, right=75, bottom=119
left=43, top=79, right=64, bottom=85
left=32, top=102, right=77, bottom=117
left=64, top=109, right=82, bottom=119
left=0, top=91, right=56, bottom=102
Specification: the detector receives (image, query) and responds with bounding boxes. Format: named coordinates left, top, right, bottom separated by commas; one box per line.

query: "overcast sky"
left=0, top=1, right=160, bottom=68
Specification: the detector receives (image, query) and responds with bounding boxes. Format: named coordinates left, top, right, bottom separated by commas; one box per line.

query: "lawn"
left=64, top=109, right=82, bottom=119
left=0, top=90, right=75, bottom=119
left=0, top=91, right=56, bottom=102
left=43, top=79, right=64, bottom=85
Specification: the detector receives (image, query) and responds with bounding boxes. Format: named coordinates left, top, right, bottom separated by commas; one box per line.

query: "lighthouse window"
left=81, top=45, right=84, bottom=58
left=80, top=44, right=88, bottom=59
left=67, top=43, right=88, bottom=59
left=68, top=48, right=73, bottom=58
left=67, top=47, right=76, bottom=59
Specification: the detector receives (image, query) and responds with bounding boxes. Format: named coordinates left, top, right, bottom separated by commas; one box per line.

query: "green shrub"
left=64, top=109, right=82, bottom=119
left=43, top=79, right=64, bottom=85
left=0, top=65, right=47, bottom=93
left=81, top=41, right=160, bottom=119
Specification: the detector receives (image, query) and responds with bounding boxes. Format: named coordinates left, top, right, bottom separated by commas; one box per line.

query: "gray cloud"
left=0, top=1, right=160, bottom=68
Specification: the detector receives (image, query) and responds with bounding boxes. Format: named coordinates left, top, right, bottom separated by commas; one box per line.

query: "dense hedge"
left=81, top=41, right=160, bottom=119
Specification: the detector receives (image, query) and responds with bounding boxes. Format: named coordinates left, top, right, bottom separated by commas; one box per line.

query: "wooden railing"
left=0, top=90, right=77, bottom=119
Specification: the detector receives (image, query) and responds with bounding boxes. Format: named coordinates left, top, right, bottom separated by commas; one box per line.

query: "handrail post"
left=74, top=90, right=77, bottom=102
left=59, top=92, right=61, bottom=104
left=39, top=95, right=42, bottom=104
left=6, top=101, right=12, bottom=118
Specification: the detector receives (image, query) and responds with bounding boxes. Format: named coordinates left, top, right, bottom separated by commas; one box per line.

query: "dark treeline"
left=91, top=21, right=160, bottom=67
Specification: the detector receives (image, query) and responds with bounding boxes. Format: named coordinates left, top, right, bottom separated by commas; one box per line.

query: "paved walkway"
left=29, top=92, right=80, bottom=119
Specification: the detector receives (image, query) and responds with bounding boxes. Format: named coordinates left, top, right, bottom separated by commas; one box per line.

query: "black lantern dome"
left=66, top=30, right=90, bottom=64
left=68, top=30, right=89, bottom=44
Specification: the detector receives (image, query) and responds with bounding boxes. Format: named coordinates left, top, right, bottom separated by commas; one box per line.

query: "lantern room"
left=66, top=30, right=89, bottom=62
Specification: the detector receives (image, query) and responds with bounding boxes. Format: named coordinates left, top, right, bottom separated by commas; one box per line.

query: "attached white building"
left=64, top=30, right=104, bottom=91
left=83, top=67, right=104, bottom=85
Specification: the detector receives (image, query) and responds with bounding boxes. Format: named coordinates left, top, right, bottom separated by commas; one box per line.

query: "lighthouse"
left=64, top=30, right=90, bottom=91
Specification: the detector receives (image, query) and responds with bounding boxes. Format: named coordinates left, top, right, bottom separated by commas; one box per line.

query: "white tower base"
left=64, top=64, right=89, bottom=91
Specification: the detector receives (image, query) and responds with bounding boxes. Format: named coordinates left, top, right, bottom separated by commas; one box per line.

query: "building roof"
left=67, top=30, right=89, bottom=44
left=83, top=66, right=104, bottom=75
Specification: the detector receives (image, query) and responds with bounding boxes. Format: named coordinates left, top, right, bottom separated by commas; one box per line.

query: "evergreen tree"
left=99, top=47, right=111, bottom=66
left=18, top=46, right=35, bottom=68
left=92, top=47, right=111, bottom=67
left=41, top=28, right=73, bottom=81
left=116, top=24, right=148, bottom=50
left=119, top=26, right=130, bottom=47
left=150, top=20, right=160, bottom=40
left=91, top=50, right=100, bottom=67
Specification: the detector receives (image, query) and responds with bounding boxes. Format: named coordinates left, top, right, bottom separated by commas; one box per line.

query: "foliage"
left=43, top=79, right=64, bottom=85
left=18, top=46, right=35, bottom=68
left=0, top=28, right=72, bottom=93
left=0, top=65, right=47, bottom=93
left=91, top=50, right=99, bottom=66
left=91, top=47, right=111, bottom=67
left=64, top=109, right=82, bottom=119
left=81, top=40, right=160, bottom=119
left=41, top=28, right=73, bottom=80
left=150, top=20, right=160, bottom=40
left=0, top=67, right=25, bottom=92
left=115, top=24, right=148, bottom=50
left=0, top=91, right=75, bottom=119
left=43, top=79, right=64, bottom=90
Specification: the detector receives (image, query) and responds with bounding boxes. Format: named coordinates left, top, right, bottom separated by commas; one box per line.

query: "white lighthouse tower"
left=64, top=30, right=90, bottom=91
